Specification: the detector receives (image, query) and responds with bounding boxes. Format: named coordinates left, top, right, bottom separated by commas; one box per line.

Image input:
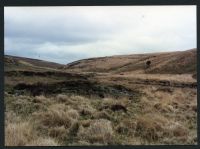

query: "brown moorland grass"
left=77, top=119, right=114, bottom=144
left=5, top=85, right=197, bottom=145
left=4, top=49, right=197, bottom=145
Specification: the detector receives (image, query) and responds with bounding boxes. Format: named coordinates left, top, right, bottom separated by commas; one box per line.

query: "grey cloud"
left=4, top=6, right=196, bottom=64
left=5, top=9, right=115, bottom=44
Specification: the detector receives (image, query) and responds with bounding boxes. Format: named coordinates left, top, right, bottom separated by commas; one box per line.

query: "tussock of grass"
left=48, top=126, right=67, bottom=141
left=79, top=120, right=92, bottom=127
left=5, top=122, right=35, bottom=146
left=162, top=122, right=190, bottom=144
left=77, top=119, right=114, bottom=144
left=153, top=102, right=174, bottom=113
left=78, top=104, right=96, bottom=116
left=67, top=109, right=80, bottom=120
left=92, top=111, right=112, bottom=120
left=167, top=122, right=189, bottom=137
left=101, top=98, right=129, bottom=106
left=34, top=109, right=76, bottom=129
left=34, top=95, right=50, bottom=104
left=26, top=138, right=59, bottom=146
left=48, top=103, right=68, bottom=112
left=31, top=106, right=81, bottom=145
left=56, top=94, right=69, bottom=102
left=5, top=112, right=21, bottom=124
left=135, top=114, right=168, bottom=142
left=8, top=98, right=40, bottom=117
left=116, top=119, right=136, bottom=135
left=100, top=98, right=129, bottom=113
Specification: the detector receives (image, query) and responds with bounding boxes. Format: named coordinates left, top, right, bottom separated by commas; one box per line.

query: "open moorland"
left=5, top=49, right=197, bottom=146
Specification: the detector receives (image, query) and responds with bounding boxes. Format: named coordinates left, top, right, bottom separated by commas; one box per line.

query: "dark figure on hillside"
left=146, top=60, right=151, bottom=69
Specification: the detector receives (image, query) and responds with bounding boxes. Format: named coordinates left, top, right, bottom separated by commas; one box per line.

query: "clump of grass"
left=5, top=111, right=21, bottom=124
left=92, top=111, right=112, bottom=120
left=166, top=122, right=189, bottom=137
left=34, top=95, right=50, bottom=104
left=5, top=94, right=50, bottom=119
left=162, top=122, right=190, bottom=144
left=135, top=114, right=167, bottom=142
left=101, top=98, right=116, bottom=106
left=48, top=126, right=68, bottom=141
left=5, top=122, right=36, bottom=146
left=77, top=119, right=114, bottom=144
left=6, top=96, right=41, bottom=118
left=66, top=121, right=80, bottom=144
left=78, top=104, right=96, bottom=117
left=79, top=120, right=92, bottom=128
left=26, top=138, right=59, bottom=146
left=56, top=95, right=97, bottom=117
left=101, top=98, right=128, bottom=107
left=153, top=102, right=174, bottom=113
left=73, top=140, right=90, bottom=145
left=48, top=103, right=68, bottom=112
left=56, top=94, right=68, bottom=102
left=32, top=106, right=80, bottom=144
left=33, top=108, right=78, bottom=129
left=100, top=98, right=129, bottom=112
left=67, top=109, right=80, bottom=120
left=116, top=119, right=137, bottom=135
left=64, top=95, right=90, bottom=106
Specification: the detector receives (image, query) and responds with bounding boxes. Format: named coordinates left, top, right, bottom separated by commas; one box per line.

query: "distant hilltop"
left=65, top=48, right=197, bottom=74
left=5, top=48, right=196, bottom=75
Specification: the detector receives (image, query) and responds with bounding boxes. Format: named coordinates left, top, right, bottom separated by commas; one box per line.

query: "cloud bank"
left=5, top=6, right=196, bottom=64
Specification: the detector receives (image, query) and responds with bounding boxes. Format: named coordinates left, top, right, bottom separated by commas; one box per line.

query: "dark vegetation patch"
left=13, top=80, right=140, bottom=99
left=131, top=79, right=197, bottom=88
left=145, top=60, right=151, bottom=69
left=5, top=70, right=88, bottom=79
left=113, top=105, right=126, bottom=113
left=99, top=104, right=127, bottom=113
left=192, top=73, right=197, bottom=80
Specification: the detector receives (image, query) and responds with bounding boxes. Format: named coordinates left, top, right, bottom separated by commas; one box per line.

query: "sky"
left=4, top=6, right=196, bottom=64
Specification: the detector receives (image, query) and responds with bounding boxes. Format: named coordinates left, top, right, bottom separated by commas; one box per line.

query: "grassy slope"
left=5, top=55, right=64, bottom=71
left=65, top=49, right=196, bottom=74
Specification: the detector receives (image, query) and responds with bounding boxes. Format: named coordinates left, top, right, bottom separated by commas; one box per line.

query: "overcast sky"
left=5, top=6, right=196, bottom=64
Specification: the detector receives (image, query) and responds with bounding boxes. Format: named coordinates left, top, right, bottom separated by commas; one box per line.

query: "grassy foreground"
left=5, top=87, right=197, bottom=145
left=4, top=53, right=197, bottom=146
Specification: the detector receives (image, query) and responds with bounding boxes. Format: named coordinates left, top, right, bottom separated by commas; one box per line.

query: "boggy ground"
left=5, top=67, right=197, bottom=146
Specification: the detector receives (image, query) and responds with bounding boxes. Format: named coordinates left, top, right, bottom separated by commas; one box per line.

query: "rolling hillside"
left=65, top=48, right=197, bottom=74
left=5, top=55, right=64, bottom=71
